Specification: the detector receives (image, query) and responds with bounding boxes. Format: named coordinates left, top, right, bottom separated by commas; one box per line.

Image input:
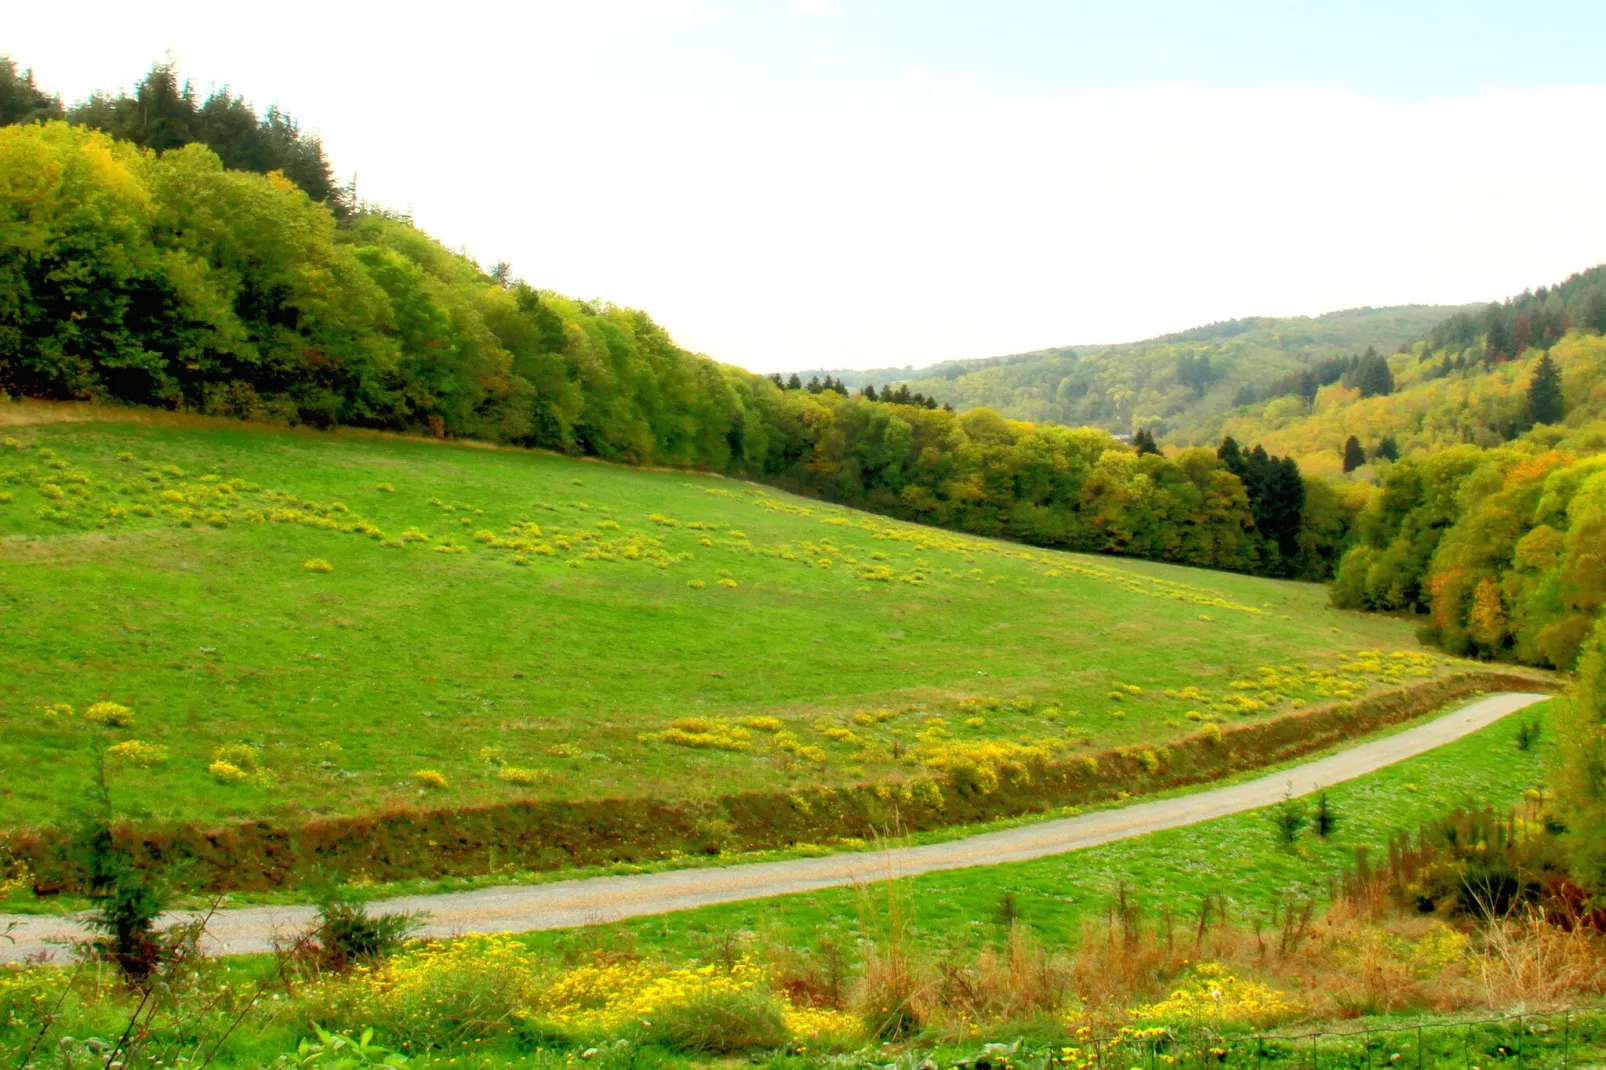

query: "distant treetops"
left=768, top=373, right=949, bottom=411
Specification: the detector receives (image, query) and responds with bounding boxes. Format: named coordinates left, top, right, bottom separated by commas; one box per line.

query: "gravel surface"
left=0, top=691, right=1549, bottom=963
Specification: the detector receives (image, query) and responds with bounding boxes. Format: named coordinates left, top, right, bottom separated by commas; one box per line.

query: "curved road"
left=0, top=692, right=1549, bottom=963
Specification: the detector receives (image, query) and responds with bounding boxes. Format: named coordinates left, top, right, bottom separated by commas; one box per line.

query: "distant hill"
left=786, top=306, right=1470, bottom=438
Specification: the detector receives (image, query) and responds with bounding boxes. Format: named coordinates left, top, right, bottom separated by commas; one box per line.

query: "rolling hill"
left=788, top=305, right=1466, bottom=437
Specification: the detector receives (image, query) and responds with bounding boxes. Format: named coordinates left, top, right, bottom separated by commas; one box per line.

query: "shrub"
left=375, top=483, right=395, bottom=492
left=1515, top=716, right=1541, bottom=751
left=307, top=885, right=422, bottom=972
left=303, top=558, right=334, bottom=572
left=209, top=760, right=247, bottom=784
left=411, top=769, right=448, bottom=790
left=84, top=702, right=134, bottom=727
left=718, top=577, right=739, bottom=588
left=212, top=742, right=257, bottom=770
left=107, top=740, right=169, bottom=768
left=1314, top=792, right=1337, bottom=839
left=1272, top=795, right=1308, bottom=844
left=498, top=766, right=547, bottom=785
left=741, top=716, right=784, bottom=732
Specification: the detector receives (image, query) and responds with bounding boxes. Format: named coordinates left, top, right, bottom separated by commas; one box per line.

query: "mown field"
left=0, top=403, right=1442, bottom=834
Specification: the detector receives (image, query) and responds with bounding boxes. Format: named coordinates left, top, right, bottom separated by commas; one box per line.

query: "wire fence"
left=949, top=1007, right=1606, bottom=1070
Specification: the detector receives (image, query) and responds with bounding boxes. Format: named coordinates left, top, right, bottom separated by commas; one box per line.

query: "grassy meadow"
left=1, top=402, right=1445, bottom=833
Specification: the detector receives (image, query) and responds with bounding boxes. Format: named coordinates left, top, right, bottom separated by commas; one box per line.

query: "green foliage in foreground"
left=0, top=413, right=1430, bottom=833
left=1558, top=618, right=1606, bottom=892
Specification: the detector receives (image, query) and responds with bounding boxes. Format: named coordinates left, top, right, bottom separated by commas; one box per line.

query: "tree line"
left=1, top=56, right=345, bottom=213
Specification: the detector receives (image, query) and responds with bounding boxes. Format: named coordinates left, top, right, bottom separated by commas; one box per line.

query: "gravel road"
left=0, top=691, right=1549, bottom=963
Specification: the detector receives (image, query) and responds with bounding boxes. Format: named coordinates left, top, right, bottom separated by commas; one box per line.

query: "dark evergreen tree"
left=1132, top=428, right=1160, bottom=455
left=0, top=56, right=62, bottom=126
left=786, top=373, right=802, bottom=391
left=1372, top=435, right=1400, bottom=462
left=769, top=373, right=784, bottom=388
left=1348, top=348, right=1395, bottom=398
left=862, top=383, right=878, bottom=401
left=1342, top=436, right=1366, bottom=473
left=1527, top=352, right=1565, bottom=425
left=806, top=376, right=822, bottom=394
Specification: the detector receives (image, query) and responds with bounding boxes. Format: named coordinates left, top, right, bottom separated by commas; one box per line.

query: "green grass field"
left=0, top=403, right=1441, bottom=832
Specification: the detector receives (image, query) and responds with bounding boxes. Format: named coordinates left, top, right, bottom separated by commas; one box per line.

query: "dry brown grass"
left=818, top=879, right=1606, bottom=1037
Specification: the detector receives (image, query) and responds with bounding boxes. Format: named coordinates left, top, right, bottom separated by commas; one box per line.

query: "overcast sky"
left=9, top=1, right=1606, bottom=372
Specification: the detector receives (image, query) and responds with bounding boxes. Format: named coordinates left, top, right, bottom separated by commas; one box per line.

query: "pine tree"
left=1132, top=428, right=1160, bottom=455
left=1349, top=349, right=1395, bottom=398
left=0, top=57, right=63, bottom=126
left=1527, top=352, right=1565, bottom=425
left=862, top=384, right=878, bottom=401
left=1342, top=436, right=1366, bottom=473
left=1371, top=435, right=1399, bottom=462
left=786, top=373, right=802, bottom=391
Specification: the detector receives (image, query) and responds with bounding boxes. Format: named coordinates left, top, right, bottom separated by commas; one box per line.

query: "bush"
left=411, top=769, right=448, bottom=789
left=209, top=760, right=248, bottom=784
left=303, top=557, right=334, bottom=572
left=84, top=701, right=135, bottom=727
left=309, top=885, right=422, bottom=972
left=1272, top=796, right=1308, bottom=845
left=106, top=740, right=169, bottom=768
left=212, top=742, right=257, bottom=770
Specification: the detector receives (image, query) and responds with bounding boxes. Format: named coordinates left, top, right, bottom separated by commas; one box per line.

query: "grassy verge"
left=517, top=698, right=1560, bottom=955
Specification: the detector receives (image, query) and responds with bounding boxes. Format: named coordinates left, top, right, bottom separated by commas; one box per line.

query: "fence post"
left=1517, top=1013, right=1523, bottom=1070
left=1417, top=1025, right=1424, bottom=1070
left=1562, top=1010, right=1570, bottom=1070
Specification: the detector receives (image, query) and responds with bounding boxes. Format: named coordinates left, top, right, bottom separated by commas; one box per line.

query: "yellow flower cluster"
left=640, top=717, right=753, bottom=753
left=916, top=739, right=1052, bottom=795
left=83, top=701, right=135, bottom=727
left=107, top=740, right=169, bottom=768
left=1128, top=962, right=1301, bottom=1025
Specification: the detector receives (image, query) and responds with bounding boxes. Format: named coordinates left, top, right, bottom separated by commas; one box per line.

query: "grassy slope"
left=0, top=404, right=1435, bottom=830
left=523, top=699, right=1559, bottom=957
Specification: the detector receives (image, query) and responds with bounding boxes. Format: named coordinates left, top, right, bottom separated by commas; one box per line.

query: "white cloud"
left=8, top=4, right=1606, bottom=373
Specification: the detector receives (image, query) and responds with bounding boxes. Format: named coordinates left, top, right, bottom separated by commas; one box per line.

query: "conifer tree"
left=1342, top=436, right=1366, bottom=472
left=786, top=373, right=802, bottom=390
left=0, top=56, right=62, bottom=125
left=1371, top=435, right=1399, bottom=462
left=1527, top=352, right=1565, bottom=425
left=1132, top=428, right=1160, bottom=455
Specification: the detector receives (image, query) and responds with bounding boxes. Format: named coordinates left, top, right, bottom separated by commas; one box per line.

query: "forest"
left=815, top=306, right=1463, bottom=440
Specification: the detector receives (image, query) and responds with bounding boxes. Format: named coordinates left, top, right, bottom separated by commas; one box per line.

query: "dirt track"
left=0, top=691, right=1549, bottom=963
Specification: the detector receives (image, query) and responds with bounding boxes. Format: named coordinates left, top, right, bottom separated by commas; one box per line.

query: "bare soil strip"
left=0, top=692, right=1548, bottom=963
